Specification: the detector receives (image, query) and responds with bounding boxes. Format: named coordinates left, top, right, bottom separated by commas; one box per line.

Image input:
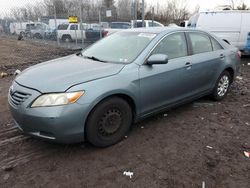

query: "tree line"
left=6, top=0, right=190, bottom=25
left=5, top=0, right=250, bottom=25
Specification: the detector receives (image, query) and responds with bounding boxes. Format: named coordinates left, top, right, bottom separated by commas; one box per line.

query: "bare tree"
left=237, top=2, right=249, bottom=10
left=219, top=0, right=249, bottom=10
left=7, top=0, right=191, bottom=25
left=151, top=0, right=189, bottom=25
left=116, top=0, right=132, bottom=21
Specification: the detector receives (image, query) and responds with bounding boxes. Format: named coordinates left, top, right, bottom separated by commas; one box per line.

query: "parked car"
left=10, top=22, right=45, bottom=36
left=105, top=20, right=163, bottom=36
left=131, top=20, right=164, bottom=28
left=105, top=22, right=131, bottom=36
left=57, top=23, right=87, bottom=42
left=44, top=28, right=57, bottom=40
left=110, top=22, right=131, bottom=29
left=27, top=23, right=50, bottom=39
left=85, top=28, right=108, bottom=42
left=8, top=28, right=241, bottom=147
left=188, top=10, right=250, bottom=53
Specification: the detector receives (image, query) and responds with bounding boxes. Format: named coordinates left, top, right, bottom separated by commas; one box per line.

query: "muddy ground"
left=0, top=37, right=249, bottom=188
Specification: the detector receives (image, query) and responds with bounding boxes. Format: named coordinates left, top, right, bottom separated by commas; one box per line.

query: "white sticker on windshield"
left=119, top=58, right=128, bottom=62
left=138, top=33, right=156, bottom=39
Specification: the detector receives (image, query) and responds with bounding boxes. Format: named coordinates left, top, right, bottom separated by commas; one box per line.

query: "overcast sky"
left=0, top=0, right=250, bottom=17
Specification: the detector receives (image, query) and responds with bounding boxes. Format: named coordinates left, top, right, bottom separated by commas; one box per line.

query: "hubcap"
left=217, top=75, right=229, bottom=97
left=98, top=109, right=122, bottom=136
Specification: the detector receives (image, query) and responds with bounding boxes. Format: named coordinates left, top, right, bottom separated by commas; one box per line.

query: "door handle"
left=220, top=54, right=225, bottom=59
left=185, top=62, right=192, bottom=67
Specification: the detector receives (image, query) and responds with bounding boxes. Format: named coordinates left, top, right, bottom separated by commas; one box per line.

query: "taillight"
left=104, top=31, right=108, bottom=37
left=237, top=51, right=242, bottom=59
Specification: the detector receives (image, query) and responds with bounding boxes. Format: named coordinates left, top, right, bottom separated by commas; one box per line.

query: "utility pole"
left=99, top=9, right=102, bottom=40
left=53, top=4, right=59, bottom=46
left=142, top=0, right=145, bottom=27
left=133, top=0, right=138, bottom=27
left=152, top=7, right=154, bottom=25
left=79, top=2, right=84, bottom=47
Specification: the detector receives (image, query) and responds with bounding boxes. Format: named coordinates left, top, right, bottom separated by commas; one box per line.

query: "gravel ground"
left=0, top=37, right=249, bottom=188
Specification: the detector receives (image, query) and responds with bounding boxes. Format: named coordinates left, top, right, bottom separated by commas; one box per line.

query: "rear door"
left=186, top=32, right=225, bottom=92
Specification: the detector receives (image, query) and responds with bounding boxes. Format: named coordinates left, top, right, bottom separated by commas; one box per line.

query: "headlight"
left=31, top=91, right=84, bottom=107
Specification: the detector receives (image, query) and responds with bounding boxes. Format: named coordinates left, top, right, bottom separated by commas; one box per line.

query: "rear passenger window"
left=149, top=22, right=161, bottom=27
left=189, top=33, right=212, bottom=54
left=136, top=22, right=143, bottom=28
left=152, top=33, right=188, bottom=60
left=70, top=25, right=78, bottom=30
left=211, top=38, right=223, bottom=51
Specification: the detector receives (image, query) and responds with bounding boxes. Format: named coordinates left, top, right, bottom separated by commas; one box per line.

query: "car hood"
left=16, top=55, right=125, bottom=93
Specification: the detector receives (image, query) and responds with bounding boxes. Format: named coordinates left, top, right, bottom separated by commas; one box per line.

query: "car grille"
left=9, top=91, right=31, bottom=106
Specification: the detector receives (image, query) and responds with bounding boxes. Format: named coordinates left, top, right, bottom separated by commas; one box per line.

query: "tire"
left=86, top=97, right=132, bottom=147
left=34, top=33, right=43, bottom=39
left=62, top=35, right=72, bottom=42
left=211, top=71, right=232, bottom=101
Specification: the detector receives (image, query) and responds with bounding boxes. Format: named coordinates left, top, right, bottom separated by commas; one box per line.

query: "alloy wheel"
left=217, top=75, right=230, bottom=97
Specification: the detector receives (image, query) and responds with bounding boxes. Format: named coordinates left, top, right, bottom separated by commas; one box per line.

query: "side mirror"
left=147, top=54, right=168, bottom=65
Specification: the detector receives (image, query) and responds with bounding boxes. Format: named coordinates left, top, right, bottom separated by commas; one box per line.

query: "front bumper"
left=8, top=82, right=90, bottom=144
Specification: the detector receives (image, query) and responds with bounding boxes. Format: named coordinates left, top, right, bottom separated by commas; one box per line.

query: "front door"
left=139, top=32, right=195, bottom=115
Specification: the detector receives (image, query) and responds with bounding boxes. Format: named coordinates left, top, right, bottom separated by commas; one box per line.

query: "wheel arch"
left=83, top=92, right=138, bottom=137
left=62, top=34, right=72, bottom=41
left=89, top=93, right=137, bottom=117
left=224, top=67, right=235, bottom=83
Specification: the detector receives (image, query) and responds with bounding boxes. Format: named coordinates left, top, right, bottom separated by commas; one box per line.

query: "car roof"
left=111, top=22, right=130, bottom=24
left=123, top=27, right=206, bottom=35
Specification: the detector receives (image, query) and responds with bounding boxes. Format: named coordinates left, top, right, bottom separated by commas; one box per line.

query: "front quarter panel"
left=67, top=63, right=141, bottom=118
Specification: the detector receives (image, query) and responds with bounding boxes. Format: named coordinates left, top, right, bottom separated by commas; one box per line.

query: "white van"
left=9, top=22, right=47, bottom=35
left=9, top=22, right=31, bottom=35
left=188, top=10, right=250, bottom=52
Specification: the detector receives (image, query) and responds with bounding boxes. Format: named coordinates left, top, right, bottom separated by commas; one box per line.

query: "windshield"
left=83, top=32, right=156, bottom=64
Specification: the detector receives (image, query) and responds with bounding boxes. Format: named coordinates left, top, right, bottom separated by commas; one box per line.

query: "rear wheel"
left=86, top=97, right=132, bottom=147
left=62, top=35, right=72, bottom=42
left=211, top=71, right=232, bottom=101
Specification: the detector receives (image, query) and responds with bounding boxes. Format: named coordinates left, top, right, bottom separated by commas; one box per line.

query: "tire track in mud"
left=0, top=124, right=58, bottom=169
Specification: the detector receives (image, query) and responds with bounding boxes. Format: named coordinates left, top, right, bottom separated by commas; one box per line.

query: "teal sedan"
left=8, top=27, right=241, bottom=147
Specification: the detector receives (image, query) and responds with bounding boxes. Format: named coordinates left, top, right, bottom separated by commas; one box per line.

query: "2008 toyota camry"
left=8, top=27, right=241, bottom=147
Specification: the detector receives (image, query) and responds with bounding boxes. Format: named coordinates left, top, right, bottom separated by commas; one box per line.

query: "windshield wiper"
left=84, top=56, right=107, bottom=63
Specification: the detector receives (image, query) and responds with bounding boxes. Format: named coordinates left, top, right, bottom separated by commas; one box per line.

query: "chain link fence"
left=0, top=0, right=191, bottom=51
left=0, top=0, right=146, bottom=51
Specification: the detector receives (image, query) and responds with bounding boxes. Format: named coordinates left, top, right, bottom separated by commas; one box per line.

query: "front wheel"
left=86, top=97, right=132, bottom=147
left=211, top=71, right=232, bottom=101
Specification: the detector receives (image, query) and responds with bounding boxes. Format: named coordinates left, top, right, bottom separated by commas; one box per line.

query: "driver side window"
left=152, top=33, right=188, bottom=60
